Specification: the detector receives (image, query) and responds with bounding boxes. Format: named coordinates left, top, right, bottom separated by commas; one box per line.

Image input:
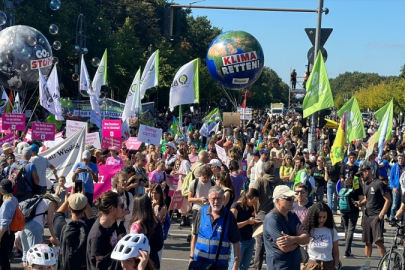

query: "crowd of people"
left=0, top=110, right=403, bottom=270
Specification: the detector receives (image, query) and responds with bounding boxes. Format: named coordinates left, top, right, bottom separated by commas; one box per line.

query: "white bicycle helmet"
left=26, top=244, right=56, bottom=266
left=111, top=233, right=150, bottom=261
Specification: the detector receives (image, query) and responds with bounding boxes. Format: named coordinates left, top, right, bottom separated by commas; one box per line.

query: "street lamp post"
left=73, top=14, right=88, bottom=100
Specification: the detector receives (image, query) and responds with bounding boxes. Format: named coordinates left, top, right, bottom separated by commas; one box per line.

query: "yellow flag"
left=330, top=112, right=346, bottom=165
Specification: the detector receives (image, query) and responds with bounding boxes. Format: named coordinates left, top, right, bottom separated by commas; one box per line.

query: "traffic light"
left=163, top=5, right=182, bottom=40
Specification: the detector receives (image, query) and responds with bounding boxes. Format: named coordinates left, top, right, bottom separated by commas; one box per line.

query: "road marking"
left=162, top=258, right=189, bottom=262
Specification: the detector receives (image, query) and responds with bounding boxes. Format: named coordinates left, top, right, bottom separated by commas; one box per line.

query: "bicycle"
left=377, top=219, right=405, bottom=270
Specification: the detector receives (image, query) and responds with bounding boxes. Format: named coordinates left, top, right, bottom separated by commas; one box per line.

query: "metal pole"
left=308, top=0, right=323, bottom=152
left=172, top=4, right=317, bottom=13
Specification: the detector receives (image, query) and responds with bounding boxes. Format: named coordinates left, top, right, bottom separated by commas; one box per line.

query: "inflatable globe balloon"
left=0, top=25, right=53, bottom=91
left=206, top=30, right=264, bottom=90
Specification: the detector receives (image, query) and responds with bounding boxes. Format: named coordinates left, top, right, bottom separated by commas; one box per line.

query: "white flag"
left=80, top=55, right=93, bottom=96
left=47, top=66, right=64, bottom=120
left=14, top=92, right=21, bottom=113
left=122, top=68, right=141, bottom=121
left=39, top=68, right=64, bottom=120
left=169, top=58, right=199, bottom=111
left=80, top=55, right=101, bottom=127
left=140, top=49, right=159, bottom=99
left=378, top=108, right=391, bottom=162
left=92, top=49, right=107, bottom=98
left=0, top=89, right=8, bottom=114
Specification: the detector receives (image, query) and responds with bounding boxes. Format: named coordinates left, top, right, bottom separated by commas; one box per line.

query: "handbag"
left=188, top=209, right=230, bottom=270
left=271, top=209, right=309, bottom=264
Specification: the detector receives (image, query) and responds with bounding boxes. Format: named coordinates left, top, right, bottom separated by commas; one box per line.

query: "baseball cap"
left=30, top=144, right=39, bottom=153
left=164, top=142, right=177, bottom=151
left=0, top=179, right=13, bottom=194
left=68, top=193, right=88, bottom=210
left=209, top=159, right=222, bottom=168
left=82, top=150, right=91, bottom=160
left=22, top=147, right=32, bottom=156
left=86, top=145, right=96, bottom=151
left=302, top=148, right=309, bottom=153
left=259, top=149, right=268, bottom=155
left=356, top=165, right=371, bottom=175
left=273, top=185, right=297, bottom=199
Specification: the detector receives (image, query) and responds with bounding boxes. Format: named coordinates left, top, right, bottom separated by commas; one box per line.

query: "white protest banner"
left=66, top=120, right=87, bottom=137
left=215, top=144, right=228, bottom=165
left=39, top=127, right=86, bottom=186
left=138, top=124, right=162, bottom=146
left=86, top=132, right=101, bottom=150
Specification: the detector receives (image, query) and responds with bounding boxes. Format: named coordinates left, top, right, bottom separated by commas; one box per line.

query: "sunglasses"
left=282, top=196, right=295, bottom=201
left=295, top=190, right=307, bottom=195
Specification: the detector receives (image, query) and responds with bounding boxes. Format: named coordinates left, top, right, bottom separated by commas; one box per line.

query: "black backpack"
left=9, top=161, right=40, bottom=200
left=19, top=195, right=47, bottom=222
left=59, top=220, right=89, bottom=270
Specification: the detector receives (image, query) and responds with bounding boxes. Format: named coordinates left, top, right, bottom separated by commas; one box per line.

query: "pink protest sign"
left=24, top=129, right=32, bottom=142
left=125, top=137, right=142, bottom=150
left=169, top=191, right=185, bottom=211
left=0, top=119, right=11, bottom=134
left=93, top=164, right=124, bottom=201
left=102, top=120, right=122, bottom=138
left=2, top=113, right=25, bottom=131
left=168, top=175, right=179, bottom=197
left=32, top=123, right=56, bottom=140
left=0, top=133, right=18, bottom=154
left=101, top=137, right=122, bottom=149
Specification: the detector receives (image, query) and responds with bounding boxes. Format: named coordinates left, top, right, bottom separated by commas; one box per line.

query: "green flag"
left=337, top=96, right=365, bottom=142
left=170, top=117, right=181, bottom=136
left=179, top=105, right=183, bottom=127
left=374, top=100, right=394, bottom=141
left=302, top=52, right=334, bottom=118
left=202, top=108, right=222, bottom=124
left=92, top=49, right=107, bottom=97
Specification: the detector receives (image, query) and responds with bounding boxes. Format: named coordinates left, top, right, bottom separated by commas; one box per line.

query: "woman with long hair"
left=120, top=143, right=128, bottom=159
left=145, top=152, right=158, bottom=174
left=173, top=149, right=192, bottom=226
left=130, top=194, right=164, bottom=270
left=216, top=171, right=235, bottom=209
left=228, top=188, right=259, bottom=270
left=229, top=160, right=246, bottom=201
left=312, top=156, right=329, bottom=202
left=280, top=155, right=294, bottom=188
left=188, top=145, right=198, bottom=165
left=302, top=202, right=339, bottom=270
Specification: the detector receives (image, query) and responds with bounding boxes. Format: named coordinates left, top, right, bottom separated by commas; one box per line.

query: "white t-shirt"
left=249, top=162, right=257, bottom=186
left=30, top=156, right=52, bottom=186
left=33, top=199, right=52, bottom=228
left=308, top=227, right=338, bottom=261
left=255, top=159, right=265, bottom=178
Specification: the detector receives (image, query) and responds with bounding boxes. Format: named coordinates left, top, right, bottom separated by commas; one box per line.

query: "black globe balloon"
left=0, top=25, right=53, bottom=91
left=220, top=98, right=227, bottom=107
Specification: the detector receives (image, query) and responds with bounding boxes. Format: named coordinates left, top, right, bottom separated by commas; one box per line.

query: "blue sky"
left=175, top=0, right=405, bottom=85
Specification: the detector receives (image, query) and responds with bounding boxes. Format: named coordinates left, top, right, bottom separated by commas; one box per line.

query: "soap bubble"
left=21, top=48, right=32, bottom=59
left=27, top=36, right=37, bottom=46
left=91, top=57, right=100, bottom=67
left=49, top=0, right=61, bottom=10
left=0, top=12, right=6, bottom=26
left=21, top=64, right=29, bottom=72
left=72, top=73, right=79, bottom=81
left=49, top=24, right=58, bottom=35
left=52, top=41, right=61, bottom=50
left=52, top=57, right=59, bottom=65
left=38, top=38, right=45, bottom=44
left=220, top=98, right=227, bottom=107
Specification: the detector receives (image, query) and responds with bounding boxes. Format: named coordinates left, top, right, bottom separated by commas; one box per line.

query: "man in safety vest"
left=290, top=156, right=313, bottom=202
left=189, top=186, right=241, bottom=270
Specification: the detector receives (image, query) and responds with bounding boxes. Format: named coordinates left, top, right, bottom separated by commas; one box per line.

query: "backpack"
left=338, top=187, right=353, bottom=213
left=9, top=161, right=40, bottom=200
left=181, top=162, right=203, bottom=198
left=19, top=195, right=47, bottom=222
left=8, top=199, right=25, bottom=232
left=59, top=220, right=89, bottom=270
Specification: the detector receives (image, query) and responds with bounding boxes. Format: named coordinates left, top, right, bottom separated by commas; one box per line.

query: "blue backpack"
left=338, top=188, right=353, bottom=213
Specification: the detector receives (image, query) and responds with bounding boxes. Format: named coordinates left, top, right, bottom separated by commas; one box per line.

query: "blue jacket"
left=0, top=196, right=18, bottom=231
left=194, top=205, right=231, bottom=266
left=390, top=163, right=403, bottom=190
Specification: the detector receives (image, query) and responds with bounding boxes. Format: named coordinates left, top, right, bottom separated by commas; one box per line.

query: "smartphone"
left=74, top=180, right=83, bottom=193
